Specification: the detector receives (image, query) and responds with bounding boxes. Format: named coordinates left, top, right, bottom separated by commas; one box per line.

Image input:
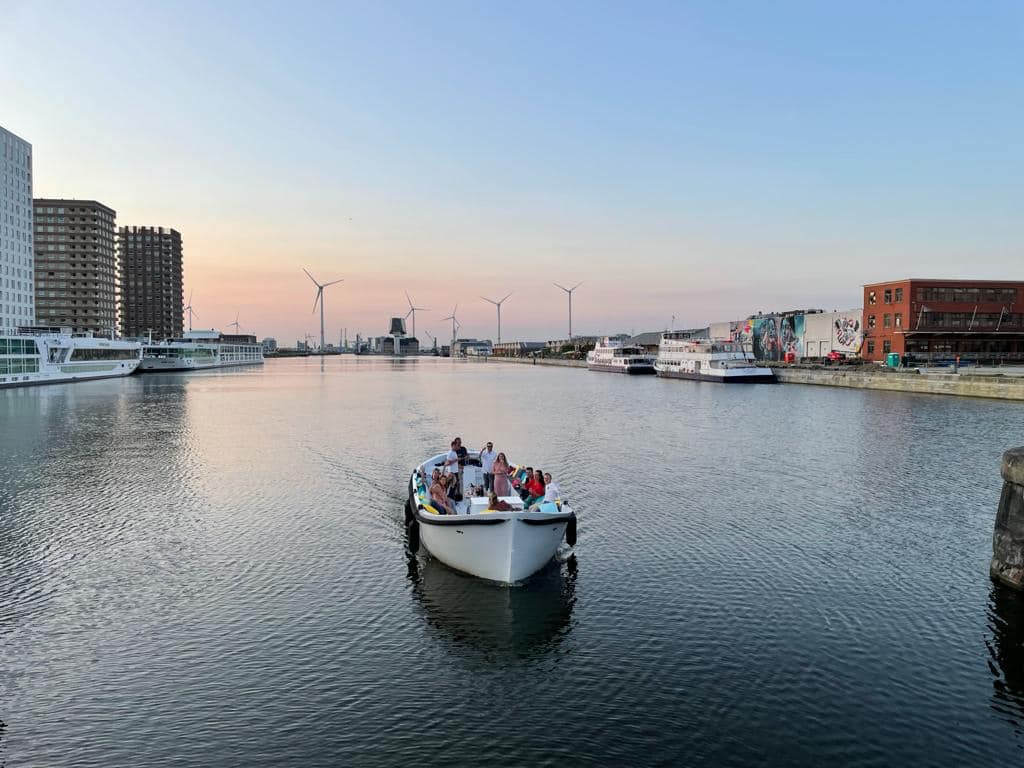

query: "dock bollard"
left=991, top=447, right=1024, bottom=589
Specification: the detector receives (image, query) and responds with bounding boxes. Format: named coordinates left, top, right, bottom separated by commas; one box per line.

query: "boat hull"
left=655, top=367, right=775, bottom=383
left=0, top=363, right=140, bottom=388
left=416, top=511, right=570, bottom=583
left=138, top=358, right=264, bottom=371
left=587, top=363, right=656, bottom=375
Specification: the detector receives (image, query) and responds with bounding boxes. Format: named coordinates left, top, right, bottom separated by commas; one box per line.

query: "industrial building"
left=862, top=279, right=1024, bottom=363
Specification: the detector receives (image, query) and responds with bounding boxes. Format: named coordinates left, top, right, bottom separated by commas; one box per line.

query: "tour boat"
left=656, top=332, right=775, bottom=383
left=0, top=327, right=142, bottom=388
left=138, top=329, right=264, bottom=371
left=586, top=336, right=656, bottom=374
left=406, top=452, right=577, bottom=584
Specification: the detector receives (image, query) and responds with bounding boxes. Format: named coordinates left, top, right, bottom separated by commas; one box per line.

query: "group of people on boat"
left=425, top=437, right=561, bottom=515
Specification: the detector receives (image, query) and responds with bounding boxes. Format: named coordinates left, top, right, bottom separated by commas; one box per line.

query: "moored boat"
left=0, top=327, right=142, bottom=388
left=138, top=329, right=264, bottom=371
left=586, top=336, right=656, bottom=374
left=406, top=451, right=577, bottom=584
left=655, top=332, right=775, bottom=383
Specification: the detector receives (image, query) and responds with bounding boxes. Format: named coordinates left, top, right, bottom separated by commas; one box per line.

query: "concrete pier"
left=992, top=448, right=1024, bottom=589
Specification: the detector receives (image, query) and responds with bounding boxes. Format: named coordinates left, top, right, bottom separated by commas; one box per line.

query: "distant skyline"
left=3, top=1, right=1022, bottom=342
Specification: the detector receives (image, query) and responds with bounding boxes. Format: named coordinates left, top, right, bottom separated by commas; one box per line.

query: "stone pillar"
left=991, top=447, right=1024, bottom=589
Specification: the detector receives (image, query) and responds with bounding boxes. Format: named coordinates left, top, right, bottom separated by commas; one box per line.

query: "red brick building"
left=862, top=279, right=1024, bottom=363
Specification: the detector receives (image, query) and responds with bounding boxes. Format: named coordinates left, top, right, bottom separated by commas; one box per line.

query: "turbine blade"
left=572, top=281, right=584, bottom=291
left=481, top=296, right=497, bottom=305
left=302, top=267, right=321, bottom=287
left=405, top=308, right=413, bottom=319
left=554, top=282, right=568, bottom=292
left=312, top=290, right=322, bottom=313
left=188, top=289, right=194, bottom=305
left=500, top=291, right=513, bottom=303
left=322, top=278, right=344, bottom=288
left=405, top=290, right=413, bottom=309
left=192, top=310, right=199, bottom=319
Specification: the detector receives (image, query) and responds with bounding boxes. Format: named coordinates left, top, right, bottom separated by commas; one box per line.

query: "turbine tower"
left=404, top=291, right=429, bottom=338
left=554, top=282, right=583, bottom=339
left=303, top=268, right=344, bottom=354
left=184, top=290, right=199, bottom=332
left=481, top=292, right=513, bottom=344
left=441, top=305, right=459, bottom=355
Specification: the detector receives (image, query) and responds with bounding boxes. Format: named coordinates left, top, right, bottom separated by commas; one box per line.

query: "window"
left=883, top=340, right=891, bottom=354
left=868, top=290, right=877, bottom=305
left=868, top=314, right=876, bottom=328
left=895, top=313, right=902, bottom=328
left=895, top=288, right=903, bottom=302
left=884, top=289, right=892, bottom=303
left=883, top=314, right=892, bottom=328
left=867, top=340, right=875, bottom=355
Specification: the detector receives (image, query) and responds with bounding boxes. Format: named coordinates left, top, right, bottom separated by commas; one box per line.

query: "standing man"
left=480, top=441, right=497, bottom=492
left=453, top=437, right=469, bottom=501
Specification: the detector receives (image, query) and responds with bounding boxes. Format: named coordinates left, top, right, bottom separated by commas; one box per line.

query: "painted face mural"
left=834, top=316, right=863, bottom=352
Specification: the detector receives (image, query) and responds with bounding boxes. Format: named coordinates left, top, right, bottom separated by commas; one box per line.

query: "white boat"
left=655, top=332, right=775, bottom=383
left=138, top=329, right=264, bottom=371
left=0, top=327, right=142, bottom=388
left=586, top=336, right=656, bottom=374
left=406, top=452, right=577, bottom=584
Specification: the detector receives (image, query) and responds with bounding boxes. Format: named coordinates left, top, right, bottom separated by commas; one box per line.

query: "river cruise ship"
left=139, top=330, right=264, bottom=372
left=586, top=336, right=656, bottom=374
left=0, top=327, right=142, bottom=388
left=656, top=332, right=775, bottom=383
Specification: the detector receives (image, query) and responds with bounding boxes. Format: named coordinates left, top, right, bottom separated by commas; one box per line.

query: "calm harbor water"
left=2, top=356, right=1023, bottom=766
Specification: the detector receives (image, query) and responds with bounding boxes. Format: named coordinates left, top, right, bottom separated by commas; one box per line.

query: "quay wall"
left=773, top=368, right=1024, bottom=401
left=992, top=447, right=1024, bottom=589
left=484, top=356, right=1024, bottom=399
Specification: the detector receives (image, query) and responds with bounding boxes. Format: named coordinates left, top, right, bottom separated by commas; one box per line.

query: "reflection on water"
left=407, top=552, right=577, bottom=658
left=987, top=583, right=1024, bottom=724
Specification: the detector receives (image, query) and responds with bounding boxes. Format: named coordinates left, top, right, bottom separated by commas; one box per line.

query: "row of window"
left=867, top=287, right=905, bottom=306
left=0, top=357, right=40, bottom=375
left=0, top=339, right=37, bottom=354
left=867, top=313, right=903, bottom=329
left=865, top=340, right=892, bottom=355
left=71, top=348, right=139, bottom=361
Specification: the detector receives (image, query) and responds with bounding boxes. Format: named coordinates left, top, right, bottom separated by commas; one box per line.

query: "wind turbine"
left=481, top=292, right=513, bottom=344
left=441, top=305, right=459, bottom=354
left=404, top=291, right=429, bottom=338
left=227, top=312, right=241, bottom=333
left=554, top=282, right=583, bottom=339
left=303, top=268, right=344, bottom=354
left=184, top=290, right=199, bottom=332
left=423, top=329, right=437, bottom=352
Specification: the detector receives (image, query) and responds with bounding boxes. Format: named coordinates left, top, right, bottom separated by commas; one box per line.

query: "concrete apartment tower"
left=1, top=125, right=34, bottom=331
left=33, top=199, right=117, bottom=334
left=118, top=225, right=184, bottom=340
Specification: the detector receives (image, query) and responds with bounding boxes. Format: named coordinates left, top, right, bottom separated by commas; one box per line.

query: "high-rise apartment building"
left=1, top=126, right=34, bottom=331
left=33, top=199, right=117, bottom=334
left=119, top=226, right=183, bottom=339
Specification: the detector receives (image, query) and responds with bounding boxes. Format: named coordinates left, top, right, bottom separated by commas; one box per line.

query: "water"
left=2, top=357, right=1023, bottom=766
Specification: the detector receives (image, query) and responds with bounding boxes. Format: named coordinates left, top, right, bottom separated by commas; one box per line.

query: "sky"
left=2, top=1, right=1022, bottom=344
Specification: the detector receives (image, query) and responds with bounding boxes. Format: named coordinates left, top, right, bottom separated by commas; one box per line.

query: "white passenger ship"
left=139, top=330, right=264, bottom=371
left=586, top=336, right=656, bottom=374
left=0, top=327, right=142, bottom=388
left=655, top=332, right=775, bottom=383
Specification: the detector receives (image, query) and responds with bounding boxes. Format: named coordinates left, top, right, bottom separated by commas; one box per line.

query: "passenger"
left=444, top=440, right=459, bottom=477
left=453, top=438, right=468, bottom=500
left=430, top=473, right=455, bottom=515
left=542, top=472, right=561, bottom=504
left=486, top=491, right=514, bottom=512
left=479, top=441, right=497, bottom=492
left=492, top=452, right=512, bottom=497
left=515, top=466, right=533, bottom=498
left=523, top=469, right=545, bottom=506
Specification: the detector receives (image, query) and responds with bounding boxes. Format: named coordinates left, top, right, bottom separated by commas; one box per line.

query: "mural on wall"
left=832, top=315, right=863, bottom=353
left=725, top=310, right=862, bottom=360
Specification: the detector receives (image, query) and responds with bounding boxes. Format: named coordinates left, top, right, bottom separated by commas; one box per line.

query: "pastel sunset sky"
left=2, top=1, right=1021, bottom=343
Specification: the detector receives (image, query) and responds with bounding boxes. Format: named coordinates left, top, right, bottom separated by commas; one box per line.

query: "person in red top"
left=523, top=469, right=546, bottom=506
